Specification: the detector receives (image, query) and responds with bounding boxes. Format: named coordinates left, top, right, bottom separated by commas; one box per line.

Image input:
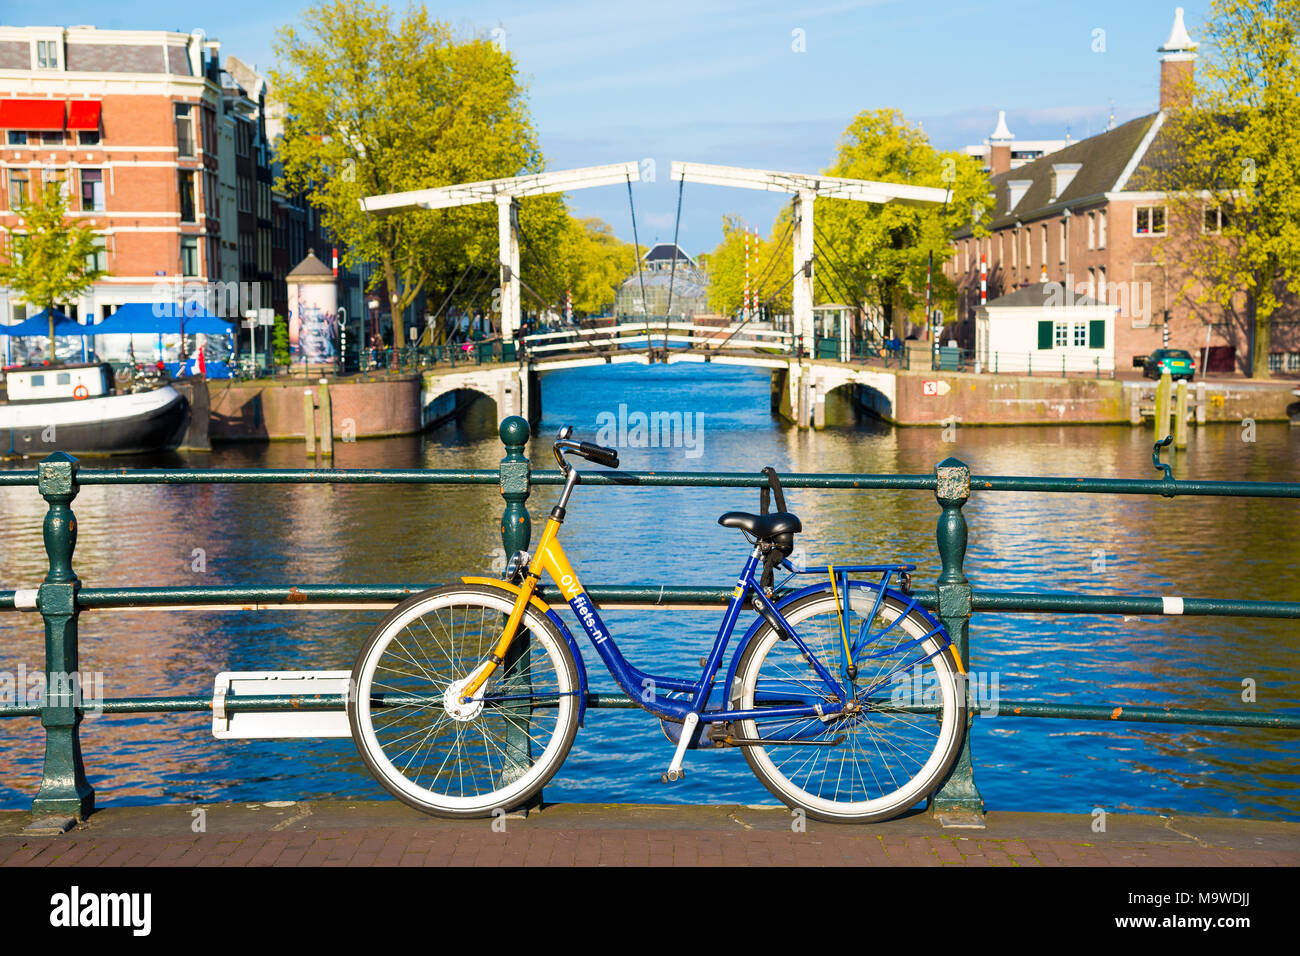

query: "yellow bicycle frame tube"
left=458, top=516, right=574, bottom=701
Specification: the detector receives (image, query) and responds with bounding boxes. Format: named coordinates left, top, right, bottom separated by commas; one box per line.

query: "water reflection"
left=0, top=363, right=1296, bottom=820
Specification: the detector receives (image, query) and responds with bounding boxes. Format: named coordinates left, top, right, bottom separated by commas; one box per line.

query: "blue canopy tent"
left=89, top=302, right=237, bottom=377
left=0, top=309, right=97, bottom=364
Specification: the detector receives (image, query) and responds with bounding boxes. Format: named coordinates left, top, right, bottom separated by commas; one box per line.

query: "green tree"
left=1143, top=0, right=1300, bottom=378
left=555, top=217, right=638, bottom=316
left=272, top=314, right=291, bottom=367
left=0, top=181, right=105, bottom=361
left=704, top=216, right=792, bottom=315
left=815, top=109, right=990, bottom=337
left=272, top=0, right=554, bottom=350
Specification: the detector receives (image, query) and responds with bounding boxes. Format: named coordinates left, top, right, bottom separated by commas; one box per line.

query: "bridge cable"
left=662, top=176, right=685, bottom=350
left=624, top=174, right=652, bottom=354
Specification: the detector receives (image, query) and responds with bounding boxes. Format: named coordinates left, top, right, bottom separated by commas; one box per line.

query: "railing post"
left=32, top=452, right=94, bottom=826
left=928, top=456, right=985, bottom=827
left=497, top=416, right=536, bottom=802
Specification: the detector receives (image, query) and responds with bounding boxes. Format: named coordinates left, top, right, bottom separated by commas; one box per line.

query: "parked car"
left=1133, top=348, right=1197, bottom=381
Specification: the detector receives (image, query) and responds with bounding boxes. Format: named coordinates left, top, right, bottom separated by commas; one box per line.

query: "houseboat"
left=0, top=362, right=188, bottom=456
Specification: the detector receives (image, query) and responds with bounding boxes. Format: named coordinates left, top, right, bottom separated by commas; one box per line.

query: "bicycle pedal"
left=662, top=768, right=686, bottom=783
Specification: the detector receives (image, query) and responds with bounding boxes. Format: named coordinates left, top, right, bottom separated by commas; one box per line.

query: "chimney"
left=1158, top=7, right=1198, bottom=109
left=988, top=110, right=1014, bottom=176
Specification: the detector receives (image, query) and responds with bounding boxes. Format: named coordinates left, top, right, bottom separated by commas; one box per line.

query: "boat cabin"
left=2, top=363, right=115, bottom=403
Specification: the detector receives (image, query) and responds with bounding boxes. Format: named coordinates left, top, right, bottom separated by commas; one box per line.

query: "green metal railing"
left=1, top=420, right=1298, bottom=824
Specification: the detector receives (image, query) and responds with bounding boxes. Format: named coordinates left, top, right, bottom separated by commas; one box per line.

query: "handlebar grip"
left=578, top=442, right=620, bottom=468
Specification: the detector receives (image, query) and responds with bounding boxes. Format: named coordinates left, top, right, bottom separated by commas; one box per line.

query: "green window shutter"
left=1089, top=319, right=1105, bottom=348
left=1037, top=320, right=1053, bottom=350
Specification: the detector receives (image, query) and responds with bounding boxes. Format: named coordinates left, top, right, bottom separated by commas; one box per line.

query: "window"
left=1087, top=213, right=1095, bottom=250
left=36, top=39, right=59, bottom=70
left=1135, top=205, right=1166, bottom=235
left=1025, top=230, right=1031, bottom=269
left=1098, top=211, right=1107, bottom=248
left=175, top=104, right=194, bottom=158
left=80, top=169, right=104, bottom=212
left=178, top=171, right=196, bottom=222
left=1040, top=225, right=1047, bottom=268
left=85, top=237, right=107, bottom=272
left=1011, top=230, right=1017, bottom=268
left=1204, top=205, right=1230, bottom=234
left=1097, top=266, right=1107, bottom=304
left=30, top=374, right=44, bottom=387
left=1072, top=322, right=1086, bottom=347
left=1054, top=321, right=1068, bottom=347
left=1060, top=220, right=1066, bottom=262
left=7, top=131, right=27, bottom=146
left=39, top=131, right=63, bottom=146
left=181, top=237, right=200, bottom=277
left=56, top=372, right=71, bottom=385
left=8, top=169, right=29, bottom=209
left=238, top=176, right=252, bottom=213
left=77, top=129, right=100, bottom=146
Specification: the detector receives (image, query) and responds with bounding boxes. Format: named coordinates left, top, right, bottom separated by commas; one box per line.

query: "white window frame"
left=33, top=38, right=61, bottom=70
left=1135, top=205, right=1166, bottom=236
left=1072, top=322, right=1086, bottom=347
left=1098, top=211, right=1107, bottom=248
left=1054, top=321, right=1068, bottom=347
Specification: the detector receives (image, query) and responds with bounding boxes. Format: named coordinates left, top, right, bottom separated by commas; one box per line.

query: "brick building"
left=947, top=8, right=1299, bottom=375
left=0, top=25, right=333, bottom=361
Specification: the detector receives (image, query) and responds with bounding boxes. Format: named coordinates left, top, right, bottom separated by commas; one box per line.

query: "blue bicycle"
left=349, top=426, right=966, bottom=822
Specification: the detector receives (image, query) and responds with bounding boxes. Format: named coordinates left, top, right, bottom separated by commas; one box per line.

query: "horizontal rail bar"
left=0, top=468, right=1292, bottom=498
left=1, top=694, right=1294, bottom=730
left=1, top=585, right=1297, bottom=620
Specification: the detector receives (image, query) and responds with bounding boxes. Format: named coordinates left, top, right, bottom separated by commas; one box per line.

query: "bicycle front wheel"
left=732, top=587, right=965, bottom=823
left=348, top=584, right=580, bottom=817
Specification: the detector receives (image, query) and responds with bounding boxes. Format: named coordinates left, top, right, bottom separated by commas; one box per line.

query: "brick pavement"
left=1, top=802, right=1296, bottom=867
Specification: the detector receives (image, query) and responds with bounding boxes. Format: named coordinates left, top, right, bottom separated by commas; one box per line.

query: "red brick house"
left=947, top=8, right=1299, bottom=375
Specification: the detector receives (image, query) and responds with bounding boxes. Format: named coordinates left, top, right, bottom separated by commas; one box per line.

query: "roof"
left=643, top=242, right=696, bottom=266
left=980, top=282, right=1104, bottom=310
left=958, top=113, right=1159, bottom=235
left=287, top=249, right=335, bottom=281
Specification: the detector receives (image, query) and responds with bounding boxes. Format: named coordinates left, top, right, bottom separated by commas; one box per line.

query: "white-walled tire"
left=348, top=584, right=580, bottom=818
left=732, top=588, right=965, bottom=823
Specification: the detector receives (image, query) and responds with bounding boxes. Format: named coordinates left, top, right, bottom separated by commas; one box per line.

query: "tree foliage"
left=704, top=216, right=793, bottom=315
left=815, top=109, right=991, bottom=337
left=0, top=181, right=105, bottom=359
left=271, top=0, right=553, bottom=348
left=553, top=217, right=638, bottom=317
left=1143, top=0, right=1300, bottom=378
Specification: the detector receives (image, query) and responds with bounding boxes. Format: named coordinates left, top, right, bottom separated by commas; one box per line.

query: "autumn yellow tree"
left=272, top=1, right=560, bottom=348
left=1143, top=0, right=1300, bottom=377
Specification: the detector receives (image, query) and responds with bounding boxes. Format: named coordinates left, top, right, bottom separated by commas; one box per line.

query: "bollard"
left=1174, top=380, right=1189, bottom=449
left=928, top=457, right=985, bottom=827
left=31, top=453, right=94, bottom=826
left=318, top=380, right=334, bottom=458
left=497, top=416, right=536, bottom=801
left=303, top=389, right=317, bottom=456
left=1195, top=382, right=1207, bottom=425
left=1154, top=370, right=1171, bottom=435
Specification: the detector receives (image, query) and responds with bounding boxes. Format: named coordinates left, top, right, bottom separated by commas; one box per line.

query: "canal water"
left=0, top=363, right=1297, bottom=821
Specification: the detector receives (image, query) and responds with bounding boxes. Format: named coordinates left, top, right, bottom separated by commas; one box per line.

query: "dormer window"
left=1050, top=163, right=1082, bottom=201
left=34, top=39, right=60, bottom=70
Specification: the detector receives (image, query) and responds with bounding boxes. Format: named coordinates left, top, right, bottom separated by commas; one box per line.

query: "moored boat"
left=0, top=362, right=188, bottom=457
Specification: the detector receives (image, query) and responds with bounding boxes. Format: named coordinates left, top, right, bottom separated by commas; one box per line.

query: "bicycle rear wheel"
left=732, top=587, right=965, bottom=823
left=348, top=584, right=580, bottom=817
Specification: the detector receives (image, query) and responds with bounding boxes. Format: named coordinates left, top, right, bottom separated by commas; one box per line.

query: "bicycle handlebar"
left=553, top=426, right=620, bottom=470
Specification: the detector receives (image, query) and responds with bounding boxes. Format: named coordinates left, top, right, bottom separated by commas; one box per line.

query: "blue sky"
left=17, top=1, right=1206, bottom=252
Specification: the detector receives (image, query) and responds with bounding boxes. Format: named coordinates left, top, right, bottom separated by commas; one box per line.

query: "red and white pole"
left=980, top=253, right=987, bottom=306
left=331, top=246, right=338, bottom=278
left=743, top=225, right=751, bottom=322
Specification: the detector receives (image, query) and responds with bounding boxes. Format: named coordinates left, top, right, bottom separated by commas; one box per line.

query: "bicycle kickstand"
left=662, top=712, right=698, bottom=783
